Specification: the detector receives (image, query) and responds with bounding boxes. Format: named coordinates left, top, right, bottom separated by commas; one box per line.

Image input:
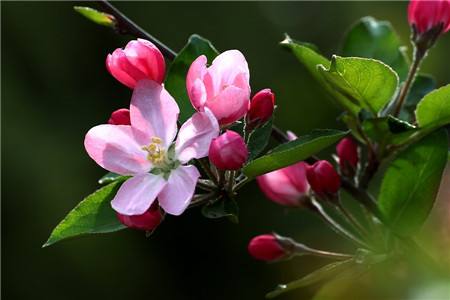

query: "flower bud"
left=336, top=137, right=358, bottom=177
left=116, top=204, right=163, bottom=231
left=209, top=130, right=248, bottom=170
left=246, top=89, right=275, bottom=130
left=306, top=160, right=341, bottom=198
left=248, top=234, right=287, bottom=261
left=106, top=39, right=166, bottom=88
left=108, top=108, right=130, bottom=125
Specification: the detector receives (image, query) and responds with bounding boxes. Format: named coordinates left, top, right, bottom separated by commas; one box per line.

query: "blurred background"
left=2, top=2, right=450, bottom=300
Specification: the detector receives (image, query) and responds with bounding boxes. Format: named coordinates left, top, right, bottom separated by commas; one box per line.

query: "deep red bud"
left=336, top=137, right=358, bottom=174
left=116, top=204, right=163, bottom=231
left=306, top=160, right=341, bottom=198
left=108, top=108, right=131, bottom=125
left=246, top=89, right=275, bottom=130
left=248, top=234, right=286, bottom=261
left=408, top=0, right=450, bottom=36
left=209, top=130, right=248, bottom=170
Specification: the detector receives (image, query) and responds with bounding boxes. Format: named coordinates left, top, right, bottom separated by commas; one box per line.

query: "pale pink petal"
left=207, top=85, right=250, bottom=125
left=111, top=173, right=167, bottom=216
left=286, top=131, right=298, bottom=141
left=158, top=165, right=200, bottom=215
left=84, top=124, right=151, bottom=175
left=106, top=50, right=140, bottom=89
left=130, top=80, right=179, bottom=148
left=186, top=55, right=208, bottom=107
left=257, top=169, right=302, bottom=206
left=209, top=50, right=250, bottom=86
left=175, top=109, right=219, bottom=163
left=189, top=79, right=208, bottom=110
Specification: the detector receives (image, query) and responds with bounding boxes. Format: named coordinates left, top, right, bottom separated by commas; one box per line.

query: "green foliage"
left=415, top=84, right=450, bottom=129
left=98, top=172, right=127, bottom=185
left=201, top=198, right=239, bottom=223
left=401, top=74, right=436, bottom=121
left=362, top=116, right=416, bottom=145
left=378, top=129, right=448, bottom=236
left=318, top=56, right=398, bottom=116
left=342, top=16, right=409, bottom=80
left=44, top=180, right=126, bottom=247
left=243, top=129, right=347, bottom=178
left=246, top=119, right=273, bottom=161
left=165, top=34, right=219, bottom=122
left=73, top=6, right=115, bottom=27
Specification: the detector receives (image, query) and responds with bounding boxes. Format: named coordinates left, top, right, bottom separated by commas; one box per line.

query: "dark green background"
left=3, top=2, right=450, bottom=299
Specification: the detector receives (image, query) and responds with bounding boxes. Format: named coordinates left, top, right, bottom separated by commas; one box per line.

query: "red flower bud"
left=306, top=160, right=341, bottom=198
left=246, top=89, right=275, bottom=130
left=336, top=137, right=358, bottom=176
left=408, top=0, right=450, bottom=36
left=248, top=234, right=286, bottom=261
left=108, top=108, right=131, bottom=125
left=116, top=204, right=163, bottom=231
left=209, top=130, right=248, bottom=170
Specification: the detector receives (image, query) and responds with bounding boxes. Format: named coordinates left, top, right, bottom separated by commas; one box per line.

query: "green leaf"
left=201, top=198, right=239, bottom=223
left=342, top=16, right=409, bottom=81
left=73, top=6, right=115, bottom=27
left=246, top=118, right=273, bottom=161
left=266, top=259, right=355, bottom=298
left=318, top=56, right=399, bottom=116
left=165, top=34, right=219, bottom=122
left=416, top=84, right=450, bottom=129
left=401, top=74, right=436, bottom=121
left=243, top=129, right=347, bottom=178
left=98, top=172, right=127, bottom=185
left=43, top=180, right=126, bottom=247
left=362, top=116, right=416, bottom=145
left=378, top=129, right=448, bottom=236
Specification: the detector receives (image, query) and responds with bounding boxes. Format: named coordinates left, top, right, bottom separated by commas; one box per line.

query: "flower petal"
left=186, top=55, right=207, bottom=105
left=84, top=124, right=150, bottom=175
left=130, top=79, right=179, bottom=148
left=158, top=165, right=200, bottom=215
left=175, top=108, right=219, bottom=163
left=209, top=50, right=250, bottom=87
left=111, top=173, right=167, bottom=216
left=207, top=85, right=250, bottom=125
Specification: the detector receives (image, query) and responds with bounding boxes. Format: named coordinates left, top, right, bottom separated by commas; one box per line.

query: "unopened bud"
left=336, top=137, right=358, bottom=177
left=209, top=130, right=248, bottom=170
left=306, top=160, right=341, bottom=198
left=108, top=108, right=130, bottom=125
left=246, top=89, right=275, bottom=130
left=248, top=234, right=288, bottom=261
left=116, top=204, right=163, bottom=231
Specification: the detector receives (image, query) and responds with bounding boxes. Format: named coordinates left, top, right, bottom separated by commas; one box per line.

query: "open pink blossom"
left=186, top=50, right=251, bottom=125
left=84, top=79, right=219, bottom=216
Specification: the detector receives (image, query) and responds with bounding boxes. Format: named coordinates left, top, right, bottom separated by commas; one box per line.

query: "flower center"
left=142, top=137, right=166, bottom=166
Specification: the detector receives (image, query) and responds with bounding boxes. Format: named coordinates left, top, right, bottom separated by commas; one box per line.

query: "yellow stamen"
left=142, top=136, right=166, bottom=165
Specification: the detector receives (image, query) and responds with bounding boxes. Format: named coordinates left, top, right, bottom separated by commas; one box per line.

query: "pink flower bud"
left=248, top=234, right=286, bottom=261
left=209, top=130, right=248, bottom=170
left=108, top=108, right=130, bottom=125
left=116, top=204, right=163, bottom=231
left=246, top=89, right=275, bottom=130
left=408, top=0, right=450, bottom=36
left=306, top=160, right=341, bottom=198
left=257, top=162, right=310, bottom=207
left=106, top=39, right=166, bottom=89
left=336, top=137, right=358, bottom=176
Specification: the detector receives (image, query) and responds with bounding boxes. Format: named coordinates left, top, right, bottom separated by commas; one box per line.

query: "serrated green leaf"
left=342, top=16, right=409, bottom=81
left=378, top=129, right=448, bottom=236
left=266, top=259, right=355, bottom=298
left=416, top=84, right=450, bottom=129
left=246, top=118, right=273, bottom=161
left=243, top=129, right=347, bottom=178
left=74, top=6, right=115, bottom=27
left=43, top=180, right=126, bottom=247
left=318, top=56, right=399, bottom=116
left=165, top=34, right=219, bottom=122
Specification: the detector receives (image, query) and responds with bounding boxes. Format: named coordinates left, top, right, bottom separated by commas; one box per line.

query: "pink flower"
left=186, top=50, right=251, bottom=125
left=306, top=160, right=341, bottom=198
left=248, top=234, right=286, bottom=261
left=246, top=89, right=275, bottom=130
left=209, top=130, right=248, bottom=170
left=336, top=137, right=358, bottom=176
left=106, top=39, right=166, bottom=89
left=108, top=108, right=131, bottom=125
left=85, top=79, right=219, bottom=216
left=408, top=0, right=450, bottom=35
left=116, top=203, right=163, bottom=231
left=257, top=162, right=310, bottom=206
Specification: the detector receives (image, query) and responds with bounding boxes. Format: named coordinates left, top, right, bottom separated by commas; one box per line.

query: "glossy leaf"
left=73, top=6, right=115, bottom=27
left=165, top=34, right=219, bottom=122
left=342, top=16, right=409, bottom=80
left=378, top=129, right=448, bottom=236
left=362, top=116, right=416, bottom=145
left=401, top=74, right=436, bottom=121
left=43, top=180, right=126, bottom=247
left=243, top=129, right=347, bottom=178
left=246, top=118, right=273, bottom=161
left=416, top=84, right=450, bottom=129
left=98, top=172, right=126, bottom=185
left=318, top=56, right=398, bottom=116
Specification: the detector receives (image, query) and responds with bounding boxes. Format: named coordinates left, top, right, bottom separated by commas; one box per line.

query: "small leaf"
left=266, top=259, right=355, bottom=298
left=165, top=34, right=219, bottom=122
left=362, top=116, right=416, bottom=145
left=246, top=118, right=273, bottom=161
left=43, top=180, right=126, bottom=247
left=342, top=16, right=409, bottom=81
left=401, top=74, right=436, bottom=121
left=201, top=198, right=239, bottom=223
left=318, top=56, right=399, bottom=116
left=243, top=129, right=347, bottom=178
left=98, top=172, right=126, bottom=185
left=378, top=129, right=448, bottom=236
left=416, top=84, right=450, bottom=129
left=73, top=6, right=115, bottom=27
